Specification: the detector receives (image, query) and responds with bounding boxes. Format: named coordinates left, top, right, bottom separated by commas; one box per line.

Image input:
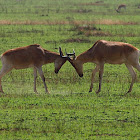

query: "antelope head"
left=66, top=49, right=83, bottom=77
left=54, top=47, right=69, bottom=74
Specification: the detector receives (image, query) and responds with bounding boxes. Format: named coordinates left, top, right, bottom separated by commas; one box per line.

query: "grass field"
left=0, top=0, right=140, bottom=139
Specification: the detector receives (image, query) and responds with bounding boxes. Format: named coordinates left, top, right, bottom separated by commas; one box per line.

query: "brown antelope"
left=116, top=4, right=126, bottom=13
left=67, top=40, right=140, bottom=94
left=0, top=44, right=67, bottom=93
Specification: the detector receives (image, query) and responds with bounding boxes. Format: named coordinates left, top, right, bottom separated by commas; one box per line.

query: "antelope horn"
left=65, top=49, right=75, bottom=56
left=65, top=49, right=76, bottom=60
left=73, top=49, right=76, bottom=59
left=59, top=47, right=72, bottom=58
left=73, top=49, right=75, bottom=55
left=65, top=49, right=68, bottom=56
left=59, top=47, right=63, bottom=57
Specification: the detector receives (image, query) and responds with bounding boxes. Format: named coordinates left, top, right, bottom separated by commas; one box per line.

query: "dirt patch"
left=96, top=133, right=120, bottom=136
left=80, top=1, right=105, bottom=6
left=74, top=24, right=100, bottom=31
left=64, top=38, right=91, bottom=43
left=45, top=38, right=91, bottom=44
left=0, top=20, right=70, bottom=25
left=72, top=24, right=111, bottom=37
left=74, top=9, right=92, bottom=13
left=0, top=20, right=138, bottom=25
left=95, top=19, right=138, bottom=25
left=85, top=30, right=111, bottom=37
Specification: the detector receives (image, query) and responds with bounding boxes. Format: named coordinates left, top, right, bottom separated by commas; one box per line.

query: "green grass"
left=0, top=0, right=140, bottom=139
left=0, top=93, right=140, bottom=139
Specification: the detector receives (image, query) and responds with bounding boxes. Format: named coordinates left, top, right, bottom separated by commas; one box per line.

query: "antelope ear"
left=72, top=49, right=76, bottom=60
left=59, top=47, right=63, bottom=56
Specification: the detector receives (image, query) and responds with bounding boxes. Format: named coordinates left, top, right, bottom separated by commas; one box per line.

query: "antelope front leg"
left=96, top=63, right=104, bottom=94
left=89, top=65, right=99, bottom=92
left=37, top=67, right=50, bottom=94
left=33, top=68, right=38, bottom=93
left=0, top=64, right=13, bottom=93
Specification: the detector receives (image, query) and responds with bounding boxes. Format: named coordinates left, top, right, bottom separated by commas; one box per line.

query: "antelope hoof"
left=46, top=91, right=50, bottom=94
left=89, top=89, right=92, bottom=92
left=126, top=90, right=131, bottom=94
left=96, top=90, right=100, bottom=94
left=34, top=91, right=39, bottom=94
